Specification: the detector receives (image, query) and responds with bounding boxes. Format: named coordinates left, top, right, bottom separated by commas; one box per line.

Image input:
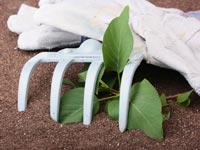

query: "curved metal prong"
left=18, top=60, right=40, bottom=111
left=50, top=59, right=73, bottom=122
left=18, top=53, right=46, bottom=111
left=18, top=52, right=58, bottom=111
left=83, top=60, right=104, bottom=125
left=119, top=51, right=144, bottom=132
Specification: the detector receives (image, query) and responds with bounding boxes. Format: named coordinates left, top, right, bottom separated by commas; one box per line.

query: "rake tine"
left=119, top=51, right=144, bottom=132
left=18, top=55, right=42, bottom=111
left=83, top=60, right=104, bottom=125
left=50, top=39, right=102, bottom=122
left=18, top=52, right=56, bottom=111
left=50, top=59, right=73, bottom=122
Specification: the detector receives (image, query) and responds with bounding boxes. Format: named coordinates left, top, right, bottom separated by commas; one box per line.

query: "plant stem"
left=166, top=94, right=180, bottom=100
left=98, top=95, right=120, bottom=102
left=108, top=87, right=120, bottom=94
left=99, top=80, right=119, bottom=94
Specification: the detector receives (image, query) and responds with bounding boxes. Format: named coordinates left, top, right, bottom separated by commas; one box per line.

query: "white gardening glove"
left=33, top=0, right=184, bottom=50
left=7, top=4, right=81, bottom=50
left=132, top=14, right=200, bottom=95
left=129, top=0, right=200, bottom=65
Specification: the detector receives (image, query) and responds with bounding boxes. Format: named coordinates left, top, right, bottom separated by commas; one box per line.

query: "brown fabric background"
left=0, top=0, right=200, bottom=149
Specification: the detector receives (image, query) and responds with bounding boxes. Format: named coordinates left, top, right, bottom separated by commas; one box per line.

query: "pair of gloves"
left=7, top=0, right=200, bottom=95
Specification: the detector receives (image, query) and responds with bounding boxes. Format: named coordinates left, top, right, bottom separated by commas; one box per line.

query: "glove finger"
left=18, top=25, right=81, bottom=50
left=7, top=4, right=38, bottom=34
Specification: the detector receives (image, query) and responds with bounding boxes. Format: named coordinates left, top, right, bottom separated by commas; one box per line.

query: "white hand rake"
left=18, top=39, right=144, bottom=132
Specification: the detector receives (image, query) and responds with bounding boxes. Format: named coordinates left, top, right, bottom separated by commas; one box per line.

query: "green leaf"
left=102, top=6, right=134, bottom=73
left=63, top=78, right=77, bottom=87
left=176, top=90, right=193, bottom=106
left=127, top=79, right=163, bottom=140
left=178, top=98, right=191, bottom=107
left=59, top=88, right=99, bottom=124
left=105, top=99, right=119, bottom=120
left=78, top=71, right=87, bottom=82
left=160, top=93, right=168, bottom=107
left=78, top=63, right=90, bottom=82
